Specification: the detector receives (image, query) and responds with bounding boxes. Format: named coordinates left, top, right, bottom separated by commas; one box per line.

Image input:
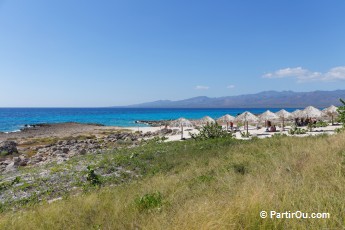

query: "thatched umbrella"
left=275, top=109, right=292, bottom=130
left=322, top=105, right=338, bottom=125
left=196, top=116, right=215, bottom=126
left=170, top=118, right=193, bottom=139
left=259, top=110, right=279, bottom=127
left=235, top=111, right=259, bottom=134
left=291, top=109, right=305, bottom=118
left=303, top=106, right=322, bottom=118
left=217, top=114, right=235, bottom=130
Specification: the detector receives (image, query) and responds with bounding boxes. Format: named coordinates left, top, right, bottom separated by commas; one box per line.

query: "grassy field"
left=0, top=132, right=345, bottom=229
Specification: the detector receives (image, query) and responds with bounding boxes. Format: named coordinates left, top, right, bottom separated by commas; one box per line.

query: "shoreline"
left=0, top=120, right=342, bottom=174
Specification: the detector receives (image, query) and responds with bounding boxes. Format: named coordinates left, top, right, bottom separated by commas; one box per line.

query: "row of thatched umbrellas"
left=169, top=105, right=339, bottom=138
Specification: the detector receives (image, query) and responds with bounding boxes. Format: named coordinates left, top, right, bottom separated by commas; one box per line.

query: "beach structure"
left=322, top=105, right=338, bottom=125
left=196, top=116, right=216, bottom=126
left=235, top=111, right=259, bottom=135
left=170, top=118, right=194, bottom=139
left=275, top=109, right=292, bottom=130
left=258, top=110, right=279, bottom=128
left=291, top=109, right=305, bottom=118
left=217, top=114, right=235, bottom=130
left=303, top=106, right=322, bottom=118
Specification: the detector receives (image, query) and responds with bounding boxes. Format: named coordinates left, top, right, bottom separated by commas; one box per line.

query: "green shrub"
left=272, top=133, right=287, bottom=138
left=0, top=151, right=9, bottom=156
left=314, top=121, right=328, bottom=127
left=135, top=192, right=162, bottom=211
left=335, top=127, right=345, bottom=133
left=337, top=98, right=345, bottom=127
left=86, top=166, right=102, bottom=186
left=190, top=122, right=230, bottom=140
left=288, top=125, right=307, bottom=135
left=240, top=131, right=251, bottom=138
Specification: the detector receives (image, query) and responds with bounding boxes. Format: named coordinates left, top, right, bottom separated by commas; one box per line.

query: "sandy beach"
left=1, top=121, right=342, bottom=144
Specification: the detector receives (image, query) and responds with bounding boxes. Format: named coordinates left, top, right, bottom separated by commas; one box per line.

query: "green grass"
left=1, top=133, right=345, bottom=229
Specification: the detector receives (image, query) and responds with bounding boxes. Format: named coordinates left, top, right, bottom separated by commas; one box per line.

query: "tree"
left=337, top=98, right=345, bottom=127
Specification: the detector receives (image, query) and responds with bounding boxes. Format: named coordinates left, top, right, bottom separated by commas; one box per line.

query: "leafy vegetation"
left=135, top=192, right=163, bottom=212
left=335, top=127, right=345, bottom=133
left=240, top=131, right=251, bottom=138
left=337, top=98, right=345, bottom=126
left=86, top=166, right=102, bottom=186
left=190, top=122, right=230, bottom=140
left=0, top=151, right=9, bottom=157
left=288, top=125, right=307, bottom=135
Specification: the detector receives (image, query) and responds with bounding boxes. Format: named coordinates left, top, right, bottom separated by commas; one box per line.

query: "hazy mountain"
left=127, top=90, right=345, bottom=108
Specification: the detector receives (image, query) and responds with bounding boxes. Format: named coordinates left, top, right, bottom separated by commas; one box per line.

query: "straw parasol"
left=303, top=106, right=322, bottom=118
left=322, top=105, right=338, bottom=125
left=275, top=109, right=292, bottom=119
left=259, top=110, right=279, bottom=125
left=170, top=118, right=193, bottom=139
left=217, top=114, right=235, bottom=130
left=235, top=111, right=259, bottom=134
left=275, top=109, right=292, bottom=130
left=291, top=109, right=305, bottom=118
left=196, top=116, right=215, bottom=126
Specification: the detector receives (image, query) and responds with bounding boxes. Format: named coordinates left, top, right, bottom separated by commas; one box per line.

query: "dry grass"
left=1, top=133, right=345, bottom=229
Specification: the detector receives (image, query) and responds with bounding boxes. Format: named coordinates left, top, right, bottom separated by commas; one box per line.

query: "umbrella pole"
left=282, top=118, right=285, bottom=131
left=226, top=122, right=229, bottom=131
left=331, top=115, right=334, bottom=125
left=246, top=121, right=249, bottom=135
left=181, top=125, right=184, bottom=139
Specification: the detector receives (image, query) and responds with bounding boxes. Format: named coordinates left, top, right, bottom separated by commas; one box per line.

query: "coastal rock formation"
left=0, top=129, right=179, bottom=173
left=0, top=140, right=18, bottom=155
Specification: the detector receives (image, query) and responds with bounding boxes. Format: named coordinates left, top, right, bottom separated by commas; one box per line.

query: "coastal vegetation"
left=0, top=130, right=344, bottom=229
left=337, top=98, right=345, bottom=126
left=190, top=122, right=230, bottom=140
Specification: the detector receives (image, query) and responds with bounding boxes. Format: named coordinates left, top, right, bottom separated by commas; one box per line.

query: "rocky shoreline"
left=0, top=122, right=185, bottom=208
left=0, top=122, right=180, bottom=174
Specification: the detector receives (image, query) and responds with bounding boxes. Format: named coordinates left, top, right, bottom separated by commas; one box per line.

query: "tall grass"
left=1, top=133, right=344, bottom=229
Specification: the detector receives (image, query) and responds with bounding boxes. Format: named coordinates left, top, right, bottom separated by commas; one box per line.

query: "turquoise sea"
left=0, top=108, right=302, bottom=132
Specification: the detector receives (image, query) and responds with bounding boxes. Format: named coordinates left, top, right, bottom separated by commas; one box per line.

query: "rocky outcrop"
left=0, top=140, right=18, bottom=155
left=0, top=129, right=178, bottom=173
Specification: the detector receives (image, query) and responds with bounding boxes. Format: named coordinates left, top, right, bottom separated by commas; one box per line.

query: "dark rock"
left=80, top=149, right=87, bottom=155
left=0, top=141, right=18, bottom=155
left=19, top=161, right=27, bottom=166
left=62, top=148, right=69, bottom=153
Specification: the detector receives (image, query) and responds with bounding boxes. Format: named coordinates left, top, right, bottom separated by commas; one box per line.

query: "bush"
left=288, top=125, right=307, bottom=135
left=190, top=122, right=230, bottom=140
left=86, top=166, right=102, bottom=186
left=335, top=127, right=345, bottom=133
left=272, top=133, right=287, bottom=138
left=314, top=121, right=328, bottom=128
left=240, top=131, right=251, bottom=138
left=135, top=192, right=163, bottom=211
left=337, top=98, right=345, bottom=127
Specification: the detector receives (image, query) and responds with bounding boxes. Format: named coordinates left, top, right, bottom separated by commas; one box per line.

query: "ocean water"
left=0, top=108, right=300, bottom=132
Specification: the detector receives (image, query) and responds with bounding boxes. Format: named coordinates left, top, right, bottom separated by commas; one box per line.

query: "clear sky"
left=1, top=0, right=345, bottom=107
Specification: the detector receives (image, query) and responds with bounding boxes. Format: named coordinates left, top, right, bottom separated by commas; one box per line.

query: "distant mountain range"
left=127, top=90, right=345, bottom=108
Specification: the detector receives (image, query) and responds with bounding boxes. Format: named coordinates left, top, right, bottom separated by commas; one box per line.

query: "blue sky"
left=1, top=0, right=345, bottom=107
